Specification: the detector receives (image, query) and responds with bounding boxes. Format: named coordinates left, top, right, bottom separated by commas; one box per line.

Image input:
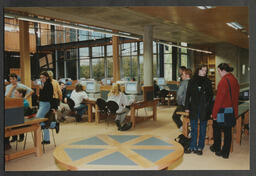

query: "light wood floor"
left=5, top=105, right=250, bottom=171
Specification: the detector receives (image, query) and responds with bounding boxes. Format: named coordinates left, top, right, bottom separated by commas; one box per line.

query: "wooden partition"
left=142, top=86, right=154, bottom=101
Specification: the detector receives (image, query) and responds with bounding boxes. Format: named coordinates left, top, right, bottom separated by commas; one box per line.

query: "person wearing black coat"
left=184, top=65, right=213, bottom=155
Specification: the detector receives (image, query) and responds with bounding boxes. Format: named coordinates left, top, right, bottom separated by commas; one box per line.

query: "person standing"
left=210, top=63, right=239, bottom=159
left=184, top=65, right=213, bottom=155
left=172, top=68, right=192, bottom=131
left=36, top=71, right=58, bottom=144
left=47, top=71, right=62, bottom=111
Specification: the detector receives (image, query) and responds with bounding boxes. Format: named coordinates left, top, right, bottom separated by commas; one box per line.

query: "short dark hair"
left=194, top=64, right=208, bottom=77
left=40, top=71, right=51, bottom=81
left=9, top=73, right=18, bottom=79
left=179, top=66, right=186, bottom=70
left=75, top=83, right=83, bottom=92
left=218, top=63, right=234, bottom=72
left=16, top=88, right=27, bottom=98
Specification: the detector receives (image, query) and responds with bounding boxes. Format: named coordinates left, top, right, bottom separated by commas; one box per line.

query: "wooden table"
left=5, top=117, right=47, bottom=161
left=236, top=102, right=249, bottom=144
left=128, top=99, right=159, bottom=128
left=53, top=134, right=183, bottom=170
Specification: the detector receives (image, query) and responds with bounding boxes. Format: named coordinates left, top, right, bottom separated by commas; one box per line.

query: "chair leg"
left=15, top=140, right=18, bottom=151
left=42, top=132, right=45, bottom=153
left=51, top=129, right=56, bottom=147
left=23, top=133, right=28, bottom=150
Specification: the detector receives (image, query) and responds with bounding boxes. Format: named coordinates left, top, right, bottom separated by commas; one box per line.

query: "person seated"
left=107, top=84, right=134, bottom=131
left=56, top=82, right=71, bottom=122
left=153, top=80, right=160, bottom=98
left=65, top=79, right=72, bottom=85
left=70, top=83, right=88, bottom=122
left=7, top=88, right=32, bottom=144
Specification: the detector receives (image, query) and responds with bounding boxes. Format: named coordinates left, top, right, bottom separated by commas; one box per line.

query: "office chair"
left=96, top=98, right=108, bottom=121
left=106, top=101, right=119, bottom=126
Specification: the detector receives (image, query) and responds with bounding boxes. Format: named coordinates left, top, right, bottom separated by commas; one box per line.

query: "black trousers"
left=172, top=105, right=185, bottom=128
left=212, top=120, right=232, bottom=156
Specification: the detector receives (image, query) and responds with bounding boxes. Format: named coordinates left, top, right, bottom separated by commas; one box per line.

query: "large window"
left=164, top=45, right=172, bottom=81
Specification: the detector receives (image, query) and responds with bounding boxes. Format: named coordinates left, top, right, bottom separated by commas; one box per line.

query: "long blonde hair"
left=108, top=84, right=121, bottom=97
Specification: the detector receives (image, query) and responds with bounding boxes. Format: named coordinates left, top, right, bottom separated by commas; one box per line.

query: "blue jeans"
left=41, top=121, right=56, bottom=141
left=36, top=101, right=51, bottom=118
left=36, top=101, right=56, bottom=142
left=75, top=104, right=88, bottom=116
left=189, top=119, right=207, bottom=150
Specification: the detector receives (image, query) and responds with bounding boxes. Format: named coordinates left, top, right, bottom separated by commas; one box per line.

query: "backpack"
left=175, top=134, right=191, bottom=150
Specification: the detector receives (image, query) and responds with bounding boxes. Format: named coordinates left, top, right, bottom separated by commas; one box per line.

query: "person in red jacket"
left=210, top=63, right=240, bottom=159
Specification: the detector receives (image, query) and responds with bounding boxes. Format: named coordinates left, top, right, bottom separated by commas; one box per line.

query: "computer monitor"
left=125, top=81, right=141, bottom=95
left=157, top=77, right=166, bottom=86
left=102, top=78, right=112, bottom=85
left=85, top=80, right=100, bottom=93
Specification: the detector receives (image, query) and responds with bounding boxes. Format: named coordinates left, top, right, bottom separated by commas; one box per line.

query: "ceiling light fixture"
left=197, top=6, right=216, bottom=10
left=157, top=41, right=212, bottom=54
left=226, top=22, right=244, bottom=30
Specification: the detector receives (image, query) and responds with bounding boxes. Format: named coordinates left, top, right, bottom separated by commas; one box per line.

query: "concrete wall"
left=215, top=43, right=249, bottom=88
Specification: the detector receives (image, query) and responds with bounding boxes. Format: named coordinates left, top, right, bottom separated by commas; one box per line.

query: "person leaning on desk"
left=5, top=73, right=34, bottom=143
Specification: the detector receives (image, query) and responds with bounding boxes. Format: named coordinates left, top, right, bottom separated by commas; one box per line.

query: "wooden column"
left=112, top=35, right=120, bottom=82
left=19, top=20, right=32, bottom=104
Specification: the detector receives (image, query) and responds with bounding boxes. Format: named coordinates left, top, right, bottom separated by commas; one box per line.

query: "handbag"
left=217, top=78, right=236, bottom=127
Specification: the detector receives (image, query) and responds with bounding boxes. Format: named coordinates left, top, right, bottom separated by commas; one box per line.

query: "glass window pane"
left=92, top=58, right=105, bottom=80
left=164, top=64, right=172, bottom=81
left=181, top=54, right=188, bottom=67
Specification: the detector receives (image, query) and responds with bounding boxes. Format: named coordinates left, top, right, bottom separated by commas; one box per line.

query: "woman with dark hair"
left=210, top=63, right=239, bottom=159
left=70, top=83, right=88, bottom=122
left=36, top=71, right=58, bottom=144
left=184, top=65, right=213, bottom=155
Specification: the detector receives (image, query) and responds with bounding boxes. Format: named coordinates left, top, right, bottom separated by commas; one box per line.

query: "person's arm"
left=5, top=84, right=16, bottom=97
left=20, top=84, right=34, bottom=99
left=57, top=84, right=63, bottom=101
left=184, top=80, right=192, bottom=112
left=212, top=80, right=228, bottom=119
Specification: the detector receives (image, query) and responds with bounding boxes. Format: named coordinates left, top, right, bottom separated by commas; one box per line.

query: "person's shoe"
left=120, top=122, right=132, bottom=131
left=10, top=137, right=17, bottom=143
left=179, top=126, right=183, bottom=132
left=195, top=149, right=203, bottom=155
left=55, top=122, right=60, bottom=134
left=215, top=151, right=223, bottom=157
left=184, top=148, right=193, bottom=154
left=210, top=145, right=216, bottom=153
left=18, top=136, right=24, bottom=142
left=222, top=153, right=229, bottom=159
left=115, top=120, right=121, bottom=129
left=41, top=140, right=50, bottom=144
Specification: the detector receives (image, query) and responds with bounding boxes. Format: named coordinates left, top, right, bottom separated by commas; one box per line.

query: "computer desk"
left=5, top=117, right=47, bottom=161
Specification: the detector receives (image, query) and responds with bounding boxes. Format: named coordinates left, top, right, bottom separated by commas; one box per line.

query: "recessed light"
left=197, top=6, right=216, bottom=10
left=226, top=22, right=244, bottom=30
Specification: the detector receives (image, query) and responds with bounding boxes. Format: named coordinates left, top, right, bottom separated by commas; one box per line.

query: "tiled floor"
left=5, top=105, right=250, bottom=171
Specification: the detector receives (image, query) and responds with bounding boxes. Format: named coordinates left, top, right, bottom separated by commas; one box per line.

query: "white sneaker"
left=188, top=132, right=191, bottom=138
left=179, top=126, right=183, bottom=132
